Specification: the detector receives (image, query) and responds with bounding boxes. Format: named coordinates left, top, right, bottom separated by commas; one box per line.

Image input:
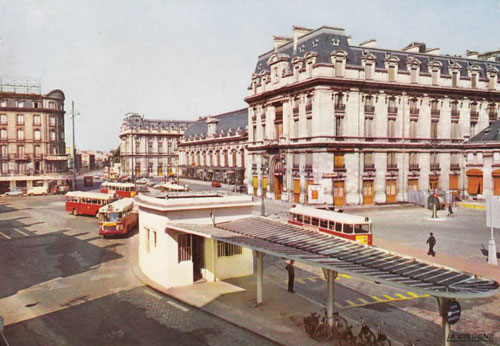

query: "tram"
left=288, top=205, right=373, bottom=245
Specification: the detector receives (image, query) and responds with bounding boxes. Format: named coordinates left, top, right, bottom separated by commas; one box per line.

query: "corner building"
left=245, top=26, right=500, bottom=206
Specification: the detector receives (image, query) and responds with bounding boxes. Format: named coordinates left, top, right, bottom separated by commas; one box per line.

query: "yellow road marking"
left=296, top=278, right=306, bottom=284
left=340, top=274, right=350, bottom=279
left=395, top=293, right=409, bottom=299
left=371, top=296, right=386, bottom=302
left=407, top=292, right=419, bottom=298
left=14, top=228, right=28, bottom=236
left=345, top=300, right=357, bottom=306
left=358, top=298, right=370, bottom=304
left=383, top=295, right=395, bottom=300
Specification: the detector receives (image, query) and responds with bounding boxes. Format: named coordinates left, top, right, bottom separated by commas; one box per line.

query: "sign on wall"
left=308, top=184, right=323, bottom=204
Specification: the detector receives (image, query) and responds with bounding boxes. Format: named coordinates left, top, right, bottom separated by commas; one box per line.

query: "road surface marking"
left=395, top=293, right=409, bottom=300
left=358, top=298, right=371, bottom=304
left=407, top=292, right=419, bottom=298
left=0, top=232, right=11, bottom=239
left=339, top=274, right=351, bottom=279
left=371, top=296, right=386, bottom=302
left=167, top=300, right=189, bottom=312
left=345, top=300, right=357, bottom=306
left=144, top=290, right=163, bottom=300
left=383, top=295, right=395, bottom=301
left=14, top=228, right=28, bottom=236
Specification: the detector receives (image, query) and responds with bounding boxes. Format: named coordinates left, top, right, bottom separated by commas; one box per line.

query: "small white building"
left=136, top=193, right=257, bottom=289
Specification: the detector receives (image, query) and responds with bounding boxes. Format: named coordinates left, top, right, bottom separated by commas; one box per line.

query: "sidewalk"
left=134, top=266, right=324, bottom=346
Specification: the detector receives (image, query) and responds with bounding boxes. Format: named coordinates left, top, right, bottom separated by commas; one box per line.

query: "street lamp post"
left=131, top=134, right=135, bottom=182
left=71, top=101, right=77, bottom=191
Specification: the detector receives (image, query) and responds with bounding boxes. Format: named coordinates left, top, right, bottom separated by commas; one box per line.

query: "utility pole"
left=71, top=101, right=76, bottom=191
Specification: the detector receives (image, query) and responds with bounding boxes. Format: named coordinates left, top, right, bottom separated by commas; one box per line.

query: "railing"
left=470, top=111, right=479, bottom=121
left=335, top=104, right=346, bottom=112
left=451, top=110, right=460, bottom=117
left=305, top=104, right=312, bottom=114
left=364, top=105, right=375, bottom=113
left=364, top=164, right=375, bottom=171
left=410, top=108, right=419, bottom=116
left=489, top=112, right=498, bottom=121
left=430, top=163, right=440, bottom=171
left=409, top=164, right=420, bottom=170
left=450, top=163, right=460, bottom=171
left=387, top=107, right=398, bottom=114
left=387, top=164, right=398, bottom=171
left=292, top=107, right=299, bottom=117
left=431, top=109, right=440, bottom=116
left=305, top=164, right=313, bottom=172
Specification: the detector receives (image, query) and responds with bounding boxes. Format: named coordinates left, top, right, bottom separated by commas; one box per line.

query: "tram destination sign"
left=445, top=300, right=461, bottom=325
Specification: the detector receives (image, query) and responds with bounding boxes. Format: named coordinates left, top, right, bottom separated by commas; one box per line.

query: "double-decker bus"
left=65, top=191, right=118, bottom=216
left=98, top=198, right=138, bottom=236
left=288, top=205, right=373, bottom=245
left=100, top=182, right=137, bottom=198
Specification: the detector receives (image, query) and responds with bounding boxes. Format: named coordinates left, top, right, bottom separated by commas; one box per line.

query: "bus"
left=65, top=191, right=118, bottom=216
left=83, top=176, right=94, bottom=187
left=98, top=198, right=138, bottom=236
left=100, top=182, right=137, bottom=198
left=154, top=182, right=190, bottom=192
left=288, top=205, right=373, bottom=245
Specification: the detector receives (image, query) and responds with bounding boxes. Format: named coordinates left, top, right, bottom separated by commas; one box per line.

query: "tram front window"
left=296, top=214, right=303, bottom=222
left=354, top=224, right=370, bottom=234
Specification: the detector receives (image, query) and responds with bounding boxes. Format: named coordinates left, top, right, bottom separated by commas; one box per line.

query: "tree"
left=112, top=146, right=120, bottom=164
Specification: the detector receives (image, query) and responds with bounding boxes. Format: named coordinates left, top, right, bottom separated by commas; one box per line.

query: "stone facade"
left=0, top=89, right=67, bottom=175
left=179, top=109, right=248, bottom=184
left=119, top=113, right=192, bottom=178
left=245, top=26, right=500, bottom=205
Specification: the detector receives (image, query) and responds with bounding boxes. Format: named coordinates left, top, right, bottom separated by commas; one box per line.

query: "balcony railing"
left=489, top=112, right=498, bottom=121
left=305, top=164, right=313, bottom=172
left=292, top=164, right=299, bottom=171
left=292, top=107, right=299, bottom=117
left=430, top=163, right=440, bottom=171
left=335, top=104, right=346, bottom=112
left=387, top=164, right=398, bottom=171
left=305, top=104, right=312, bottom=114
left=364, top=105, right=375, bottom=114
left=451, top=110, right=460, bottom=118
left=410, top=108, right=419, bottom=116
left=431, top=109, right=440, bottom=116
left=409, top=164, right=420, bottom=170
left=364, top=164, right=375, bottom=171
left=470, top=111, right=479, bottom=121
left=387, top=107, right=398, bottom=114
left=450, top=163, right=460, bottom=171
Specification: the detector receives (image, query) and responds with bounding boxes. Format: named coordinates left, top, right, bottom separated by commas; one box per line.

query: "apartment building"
left=0, top=88, right=67, bottom=175
left=119, top=113, right=192, bottom=177
left=179, top=108, right=248, bottom=184
left=245, top=26, right=500, bottom=205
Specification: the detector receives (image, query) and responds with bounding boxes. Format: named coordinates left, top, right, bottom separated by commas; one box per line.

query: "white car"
left=4, top=189, right=24, bottom=197
left=136, top=178, right=150, bottom=185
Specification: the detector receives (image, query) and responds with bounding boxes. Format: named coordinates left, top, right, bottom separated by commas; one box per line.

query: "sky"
left=1, top=0, right=500, bottom=151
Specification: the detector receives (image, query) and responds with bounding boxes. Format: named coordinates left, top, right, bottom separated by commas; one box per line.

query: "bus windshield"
left=354, top=224, right=370, bottom=234
left=101, top=212, right=121, bottom=222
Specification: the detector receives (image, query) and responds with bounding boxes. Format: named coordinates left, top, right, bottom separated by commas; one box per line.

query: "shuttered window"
left=178, top=234, right=192, bottom=262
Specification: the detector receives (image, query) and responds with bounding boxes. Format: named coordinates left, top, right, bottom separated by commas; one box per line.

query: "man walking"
left=426, top=232, right=436, bottom=257
left=286, top=260, right=295, bottom=293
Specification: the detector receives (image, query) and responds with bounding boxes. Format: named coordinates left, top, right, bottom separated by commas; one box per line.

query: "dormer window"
left=487, top=66, right=498, bottom=90
left=385, top=55, right=400, bottom=82
left=332, top=38, right=340, bottom=46
left=468, top=64, right=481, bottom=89
left=331, top=50, right=347, bottom=78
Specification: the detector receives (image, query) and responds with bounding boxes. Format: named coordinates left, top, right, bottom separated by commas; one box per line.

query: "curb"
left=131, top=265, right=284, bottom=346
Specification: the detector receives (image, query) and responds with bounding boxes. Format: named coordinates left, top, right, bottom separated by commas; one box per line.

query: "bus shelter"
left=168, top=217, right=499, bottom=346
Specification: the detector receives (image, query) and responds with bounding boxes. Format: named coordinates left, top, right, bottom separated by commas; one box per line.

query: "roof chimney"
left=346, top=35, right=352, bottom=45
left=426, top=47, right=441, bottom=55
left=402, top=42, right=426, bottom=53
left=293, top=25, right=313, bottom=52
left=359, top=39, right=377, bottom=48
left=273, top=36, right=292, bottom=51
left=466, top=50, right=479, bottom=59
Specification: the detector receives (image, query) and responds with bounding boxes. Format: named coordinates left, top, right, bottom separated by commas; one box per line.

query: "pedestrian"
left=448, top=204, right=454, bottom=217
left=286, top=260, right=295, bottom=293
left=426, top=232, right=436, bottom=257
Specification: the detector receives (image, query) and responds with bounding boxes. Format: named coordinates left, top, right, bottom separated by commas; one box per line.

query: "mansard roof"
left=183, top=108, right=248, bottom=138
left=254, top=26, right=500, bottom=78
left=123, top=113, right=192, bottom=130
left=469, top=120, right=500, bottom=142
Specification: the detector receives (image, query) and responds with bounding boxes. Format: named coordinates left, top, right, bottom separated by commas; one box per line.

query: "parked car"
left=136, top=178, right=149, bottom=184
left=4, top=189, right=24, bottom=197
left=235, top=184, right=247, bottom=193
left=137, top=185, right=149, bottom=193
left=27, top=186, right=48, bottom=196
left=211, top=181, right=222, bottom=188
left=51, top=185, right=70, bottom=195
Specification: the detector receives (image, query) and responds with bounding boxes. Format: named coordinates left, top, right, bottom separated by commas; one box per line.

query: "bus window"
left=296, top=214, right=303, bottom=222
left=328, top=221, right=335, bottom=230
left=354, top=224, right=370, bottom=234
left=304, top=216, right=311, bottom=224
left=335, top=222, right=342, bottom=233
left=92, top=199, right=97, bottom=204
left=109, top=212, right=120, bottom=222
left=344, top=224, right=353, bottom=234
left=312, top=218, right=319, bottom=226
left=320, top=219, right=328, bottom=228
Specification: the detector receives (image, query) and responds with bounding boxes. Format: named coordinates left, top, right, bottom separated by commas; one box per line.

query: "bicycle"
left=312, top=310, right=333, bottom=342
left=356, top=318, right=376, bottom=346
left=373, top=324, right=391, bottom=346
left=339, top=324, right=356, bottom=346
left=303, top=311, right=320, bottom=335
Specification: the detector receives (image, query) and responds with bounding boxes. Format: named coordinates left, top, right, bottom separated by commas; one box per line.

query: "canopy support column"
left=256, top=251, right=264, bottom=305
left=324, top=269, right=338, bottom=327
left=437, top=297, right=451, bottom=346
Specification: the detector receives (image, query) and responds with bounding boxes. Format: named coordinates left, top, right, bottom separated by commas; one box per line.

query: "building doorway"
left=467, top=169, right=483, bottom=196
left=408, top=178, right=418, bottom=191
left=493, top=170, right=500, bottom=196
left=386, top=180, right=397, bottom=204
left=363, top=180, right=374, bottom=205
left=274, top=175, right=283, bottom=200
left=293, top=178, right=300, bottom=202
left=333, top=181, right=345, bottom=206
left=192, top=235, right=205, bottom=282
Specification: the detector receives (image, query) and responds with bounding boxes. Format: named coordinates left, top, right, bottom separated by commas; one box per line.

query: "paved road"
left=0, top=195, right=276, bottom=346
